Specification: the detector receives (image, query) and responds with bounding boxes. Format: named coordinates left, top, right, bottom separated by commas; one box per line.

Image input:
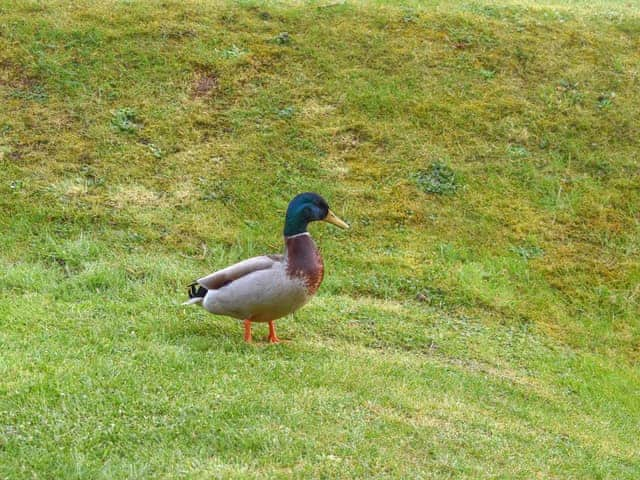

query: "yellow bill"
left=324, top=209, right=349, bottom=229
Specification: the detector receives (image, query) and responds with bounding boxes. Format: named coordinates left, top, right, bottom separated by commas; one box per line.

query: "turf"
left=1, top=0, right=639, bottom=478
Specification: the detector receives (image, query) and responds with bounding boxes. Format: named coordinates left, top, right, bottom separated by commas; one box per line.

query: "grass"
left=1, top=0, right=639, bottom=477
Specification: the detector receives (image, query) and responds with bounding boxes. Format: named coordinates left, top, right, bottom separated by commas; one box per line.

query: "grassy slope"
left=1, top=0, right=639, bottom=478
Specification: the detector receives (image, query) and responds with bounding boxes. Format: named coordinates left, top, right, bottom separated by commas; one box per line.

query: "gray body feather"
left=194, top=253, right=310, bottom=323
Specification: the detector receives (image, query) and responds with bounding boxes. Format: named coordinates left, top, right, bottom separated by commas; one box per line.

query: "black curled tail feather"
left=188, top=282, right=208, bottom=298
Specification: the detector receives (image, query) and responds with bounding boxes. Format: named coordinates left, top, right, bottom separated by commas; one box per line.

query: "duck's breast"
left=285, top=234, right=324, bottom=295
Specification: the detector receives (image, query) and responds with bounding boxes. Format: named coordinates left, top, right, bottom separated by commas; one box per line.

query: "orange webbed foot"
left=244, top=319, right=252, bottom=343
left=267, top=320, right=281, bottom=344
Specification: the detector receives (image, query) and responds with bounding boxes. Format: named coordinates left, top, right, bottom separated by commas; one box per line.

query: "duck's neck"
left=284, top=233, right=324, bottom=294
left=283, top=214, right=309, bottom=237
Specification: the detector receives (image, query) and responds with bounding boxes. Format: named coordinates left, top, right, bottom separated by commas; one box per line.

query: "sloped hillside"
left=1, top=1, right=639, bottom=478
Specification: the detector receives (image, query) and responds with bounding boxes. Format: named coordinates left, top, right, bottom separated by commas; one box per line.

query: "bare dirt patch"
left=191, top=70, right=219, bottom=98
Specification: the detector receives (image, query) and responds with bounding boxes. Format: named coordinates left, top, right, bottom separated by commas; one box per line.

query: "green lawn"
left=1, top=0, right=639, bottom=478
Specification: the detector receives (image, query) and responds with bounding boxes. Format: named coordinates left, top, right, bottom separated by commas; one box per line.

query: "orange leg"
left=244, top=319, right=252, bottom=343
left=267, top=320, right=280, bottom=344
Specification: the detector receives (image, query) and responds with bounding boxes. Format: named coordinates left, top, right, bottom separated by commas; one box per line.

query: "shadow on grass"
left=163, top=313, right=301, bottom=352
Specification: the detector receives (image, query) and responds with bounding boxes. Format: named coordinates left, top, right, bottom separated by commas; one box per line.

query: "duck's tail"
left=183, top=282, right=208, bottom=305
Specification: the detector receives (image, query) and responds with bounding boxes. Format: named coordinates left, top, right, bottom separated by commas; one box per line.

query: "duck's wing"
left=196, top=254, right=284, bottom=290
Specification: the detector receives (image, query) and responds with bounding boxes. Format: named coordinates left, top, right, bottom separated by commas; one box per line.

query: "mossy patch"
left=414, top=161, right=460, bottom=195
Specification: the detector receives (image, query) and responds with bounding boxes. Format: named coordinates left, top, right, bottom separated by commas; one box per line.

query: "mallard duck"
left=184, top=192, right=348, bottom=343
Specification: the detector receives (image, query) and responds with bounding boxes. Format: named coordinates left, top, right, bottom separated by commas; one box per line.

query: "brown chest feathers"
left=285, top=234, right=324, bottom=295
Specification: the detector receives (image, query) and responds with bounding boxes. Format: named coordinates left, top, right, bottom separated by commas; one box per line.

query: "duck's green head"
left=283, top=192, right=349, bottom=237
